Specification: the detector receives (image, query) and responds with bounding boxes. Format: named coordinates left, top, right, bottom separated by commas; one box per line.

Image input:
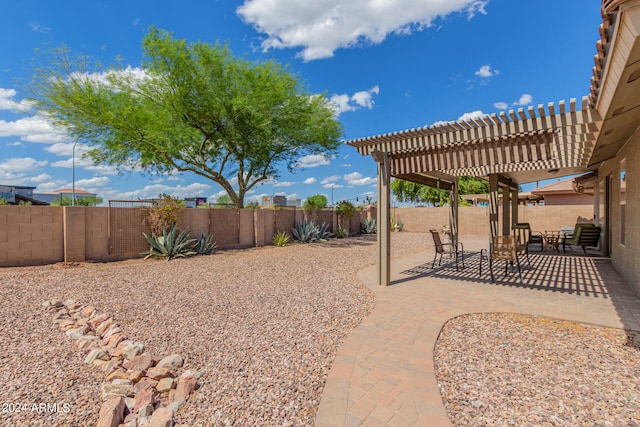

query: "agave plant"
left=272, top=231, right=290, bottom=247
left=316, top=222, right=333, bottom=241
left=291, top=220, right=333, bottom=243
left=361, top=218, right=377, bottom=234
left=291, top=220, right=319, bottom=243
left=141, top=224, right=198, bottom=260
left=195, top=233, right=217, bottom=255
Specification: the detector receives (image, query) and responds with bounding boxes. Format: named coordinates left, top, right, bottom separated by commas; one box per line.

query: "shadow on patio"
left=395, top=249, right=640, bottom=336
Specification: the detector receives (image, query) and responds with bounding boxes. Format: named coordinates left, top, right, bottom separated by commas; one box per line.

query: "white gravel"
left=0, top=233, right=430, bottom=427
left=434, top=313, right=640, bottom=426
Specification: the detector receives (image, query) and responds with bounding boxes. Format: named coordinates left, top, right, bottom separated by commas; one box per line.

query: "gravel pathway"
left=434, top=313, right=640, bottom=426
left=0, top=233, right=429, bottom=427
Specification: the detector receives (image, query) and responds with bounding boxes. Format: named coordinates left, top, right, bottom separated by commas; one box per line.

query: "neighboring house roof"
left=53, top=188, right=93, bottom=195
left=15, top=194, right=49, bottom=205
left=531, top=179, right=578, bottom=195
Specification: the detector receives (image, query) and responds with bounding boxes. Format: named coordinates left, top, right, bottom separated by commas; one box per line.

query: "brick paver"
left=315, top=237, right=640, bottom=426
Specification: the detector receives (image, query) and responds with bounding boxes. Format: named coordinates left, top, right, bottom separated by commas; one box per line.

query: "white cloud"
left=303, top=177, right=317, bottom=184
left=0, top=157, right=49, bottom=186
left=457, top=110, right=486, bottom=122
left=431, top=110, right=486, bottom=127
left=75, top=177, right=111, bottom=188
left=0, top=88, right=33, bottom=112
left=474, top=64, right=498, bottom=78
left=103, top=182, right=212, bottom=202
left=344, top=172, right=376, bottom=186
left=30, top=23, right=50, bottom=33
left=295, top=153, right=331, bottom=168
left=273, top=181, right=295, bottom=187
left=340, top=163, right=352, bottom=167
left=0, top=114, right=69, bottom=144
left=513, top=93, right=533, bottom=106
left=238, top=0, right=488, bottom=61
left=7, top=141, right=24, bottom=147
left=320, top=175, right=341, bottom=185
left=330, top=86, right=379, bottom=114
left=35, top=180, right=68, bottom=193
left=0, top=157, right=48, bottom=173
left=493, top=101, right=508, bottom=110
left=322, top=183, right=343, bottom=189
left=44, top=142, right=90, bottom=157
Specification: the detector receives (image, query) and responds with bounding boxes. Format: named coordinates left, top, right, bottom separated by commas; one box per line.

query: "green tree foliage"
left=215, top=194, right=232, bottom=205
left=50, top=195, right=103, bottom=206
left=302, top=194, right=327, bottom=210
left=391, top=176, right=490, bottom=206
left=28, top=27, right=343, bottom=208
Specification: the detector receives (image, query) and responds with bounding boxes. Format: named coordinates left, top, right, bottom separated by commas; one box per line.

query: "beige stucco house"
left=347, top=0, right=640, bottom=292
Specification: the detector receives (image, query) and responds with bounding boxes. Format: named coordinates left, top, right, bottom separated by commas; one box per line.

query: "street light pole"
left=72, top=140, right=78, bottom=207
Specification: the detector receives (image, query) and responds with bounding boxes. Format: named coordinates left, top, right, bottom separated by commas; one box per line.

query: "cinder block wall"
left=394, top=205, right=593, bottom=236
left=0, top=206, right=64, bottom=267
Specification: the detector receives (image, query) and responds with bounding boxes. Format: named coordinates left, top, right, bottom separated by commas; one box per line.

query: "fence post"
left=253, top=209, right=265, bottom=247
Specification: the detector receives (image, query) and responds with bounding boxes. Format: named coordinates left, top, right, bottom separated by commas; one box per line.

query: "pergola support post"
left=489, top=174, right=499, bottom=244
left=373, top=150, right=391, bottom=286
left=449, top=177, right=459, bottom=245
left=502, top=184, right=511, bottom=236
left=511, top=188, right=519, bottom=226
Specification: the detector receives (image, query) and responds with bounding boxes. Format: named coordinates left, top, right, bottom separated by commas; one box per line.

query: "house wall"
left=596, top=131, right=640, bottom=293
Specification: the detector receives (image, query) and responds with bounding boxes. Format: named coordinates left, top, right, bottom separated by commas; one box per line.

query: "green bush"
left=335, top=227, right=346, bottom=238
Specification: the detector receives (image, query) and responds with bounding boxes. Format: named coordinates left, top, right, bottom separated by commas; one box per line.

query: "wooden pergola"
left=346, top=96, right=602, bottom=286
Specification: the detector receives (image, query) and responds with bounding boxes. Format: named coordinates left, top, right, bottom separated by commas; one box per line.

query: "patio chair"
left=429, top=229, right=465, bottom=271
left=479, top=235, right=523, bottom=283
left=512, top=222, right=544, bottom=265
left=563, top=223, right=601, bottom=253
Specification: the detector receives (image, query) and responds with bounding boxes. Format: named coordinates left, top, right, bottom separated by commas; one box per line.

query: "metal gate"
left=108, top=200, right=153, bottom=255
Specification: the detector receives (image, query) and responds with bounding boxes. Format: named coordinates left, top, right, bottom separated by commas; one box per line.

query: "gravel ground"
left=3, top=232, right=639, bottom=426
left=0, top=233, right=430, bottom=427
left=435, top=313, right=640, bottom=426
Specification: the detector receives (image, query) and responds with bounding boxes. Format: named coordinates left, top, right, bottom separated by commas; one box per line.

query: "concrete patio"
left=314, top=236, right=640, bottom=426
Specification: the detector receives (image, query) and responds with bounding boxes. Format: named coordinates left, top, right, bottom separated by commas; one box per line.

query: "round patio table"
left=543, top=230, right=562, bottom=253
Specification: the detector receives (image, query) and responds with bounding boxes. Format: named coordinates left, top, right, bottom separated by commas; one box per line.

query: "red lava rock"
left=96, top=397, right=125, bottom=427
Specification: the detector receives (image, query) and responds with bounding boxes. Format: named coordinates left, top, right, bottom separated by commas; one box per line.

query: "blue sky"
left=0, top=0, right=602, bottom=205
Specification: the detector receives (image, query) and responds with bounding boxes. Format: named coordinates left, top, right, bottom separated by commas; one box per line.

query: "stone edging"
left=43, top=298, right=201, bottom=427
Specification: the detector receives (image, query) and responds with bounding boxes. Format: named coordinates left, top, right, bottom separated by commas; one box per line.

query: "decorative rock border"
left=43, top=298, right=201, bottom=427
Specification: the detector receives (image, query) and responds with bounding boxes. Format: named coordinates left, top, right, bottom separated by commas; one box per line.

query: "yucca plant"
left=335, top=227, right=346, bottom=238
left=272, top=231, right=290, bottom=247
left=141, top=224, right=198, bottom=260
left=195, top=233, right=217, bottom=255
left=361, top=218, right=376, bottom=234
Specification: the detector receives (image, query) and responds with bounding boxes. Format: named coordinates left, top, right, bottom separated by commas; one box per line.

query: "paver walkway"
left=315, top=237, right=640, bottom=426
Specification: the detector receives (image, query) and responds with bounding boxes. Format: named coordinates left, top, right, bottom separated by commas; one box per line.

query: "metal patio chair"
left=429, top=229, right=465, bottom=271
